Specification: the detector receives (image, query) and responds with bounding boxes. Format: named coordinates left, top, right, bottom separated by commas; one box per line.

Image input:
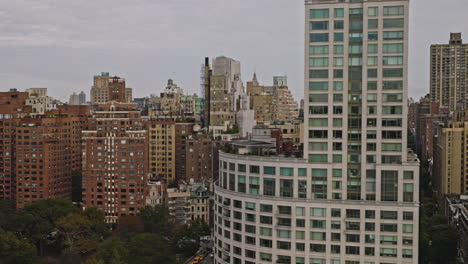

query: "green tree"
left=55, top=213, right=100, bottom=255
left=93, top=237, right=129, bottom=264
left=1, top=199, right=77, bottom=256
left=429, top=224, right=459, bottom=263
left=127, top=233, right=174, bottom=264
left=81, top=207, right=111, bottom=239
left=0, top=229, right=37, bottom=264
left=139, top=205, right=174, bottom=237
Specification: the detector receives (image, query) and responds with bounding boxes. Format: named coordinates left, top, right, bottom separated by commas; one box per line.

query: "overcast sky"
left=1, top=0, right=467, bottom=102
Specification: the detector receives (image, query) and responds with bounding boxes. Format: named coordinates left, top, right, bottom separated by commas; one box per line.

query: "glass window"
left=280, top=167, right=294, bottom=176
left=333, top=94, right=343, bottom=102
left=250, top=165, right=260, bottom=174
left=296, top=207, right=305, bottom=216
left=368, top=81, right=377, bottom=90
left=309, top=70, right=328, bottom=78
left=383, top=31, right=404, bottom=40
left=309, top=106, right=328, bottom=114
left=311, top=232, right=326, bottom=241
left=310, top=33, right=329, bottom=42
left=309, top=118, right=328, bottom=127
left=309, top=82, right=328, bottom=91
left=381, top=211, right=398, bottom=220
left=238, top=164, right=246, bottom=172
left=310, top=21, right=329, bottom=30
left=333, top=169, right=342, bottom=178
left=383, top=55, right=404, bottom=65
left=334, top=45, right=344, bottom=54
left=368, top=56, right=378, bottom=66
left=403, top=224, right=413, bottom=233
left=333, top=118, right=343, bottom=127
left=383, top=81, right=403, bottom=90
left=368, top=44, right=378, bottom=53
left=367, top=93, right=377, bottom=102
left=404, top=171, right=414, bottom=180
left=383, top=93, right=403, bottom=102
left=245, top=202, right=256, bottom=210
left=384, top=42, right=403, bottom=53
left=333, top=81, right=343, bottom=91
left=309, top=154, right=328, bottom=163
left=368, top=32, right=378, bottom=41
left=309, top=93, right=329, bottom=102
left=349, top=57, right=362, bottom=66
left=264, top=166, right=275, bottom=175
left=334, top=8, right=344, bottom=17
left=368, top=19, right=378, bottom=29
left=349, top=45, right=363, bottom=54
left=334, top=32, right=344, bottom=42
left=404, top=183, right=414, bottom=202
left=383, top=18, right=404, bottom=28
left=382, top=105, right=402, bottom=114
left=310, top=45, right=329, bottom=55
left=310, top=9, right=330, bottom=18
left=334, top=20, right=344, bottom=30
left=382, top=143, right=402, bottom=151
left=263, top=178, right=275, bottom=196
left=334, top=69, right=343, bottom=78
left=383, top=68, right=403, bottom=77
left=349, top=33, right=363, bottom=42
left=334, top=57, right=344, bottom=66
left=349, top=20, right=363, bottom=31
left=309, top=58, right=329, bottom=67
left=381, top=170, right=398, bottom=201
left=280, top=179, right=293, bottom=197
left=368, top=7, right=378, bottom=17
left=277, top=229, right=291, bottom=238
left=349, top=8, right=363, bottom=16
left=298, top=168, right=307, bottom=177
left=384, top=6, right=404, bottom=16
left=260, top=204, right=272, bottom=212
left=296, top=230, right=305, bottom=239
left=311, top=208, right=326, bottom=217
left=310, top=142, right=328, bottom=151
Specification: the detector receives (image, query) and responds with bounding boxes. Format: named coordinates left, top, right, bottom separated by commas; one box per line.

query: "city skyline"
left=1, top=0, right=467, bottom=101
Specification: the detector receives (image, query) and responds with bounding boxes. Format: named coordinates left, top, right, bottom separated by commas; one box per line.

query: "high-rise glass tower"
left=212, top=1, right=419, bottom=263
left=304, top=0, right=419, bottom=262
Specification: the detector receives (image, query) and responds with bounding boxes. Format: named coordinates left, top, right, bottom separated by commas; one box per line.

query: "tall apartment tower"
left=305, top=0, right=419, bottom=262
left=430, top=33, right=468, bottom=111
left=82, top=102, right=148, bottom=223
left=213, top=2, right=419, bottom=264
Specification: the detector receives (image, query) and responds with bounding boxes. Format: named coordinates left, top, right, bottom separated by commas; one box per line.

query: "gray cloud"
left=0, top=0, right=466, bottom=102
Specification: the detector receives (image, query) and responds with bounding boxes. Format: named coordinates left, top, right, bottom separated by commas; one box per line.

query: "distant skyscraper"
left=90, top=72, right=132, bottom=104
left=69, top=91, right=86, bottom=105
left=201, top=56, right=256, bottom=136
left=69, top=92, right=79, bottom=105
left=431, top=33, right=468, bottom=111
left=79, top=91, right=86, bottom=105
left=273, top=75, right=288, bottom=86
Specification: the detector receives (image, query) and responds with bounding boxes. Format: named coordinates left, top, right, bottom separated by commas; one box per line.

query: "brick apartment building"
left=82, top=102, right=148, bottom=223
left=0, top=89, right=90, bottom=208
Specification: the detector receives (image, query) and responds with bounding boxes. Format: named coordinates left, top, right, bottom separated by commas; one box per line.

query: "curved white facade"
left=214, top=151, right=418, bottom=264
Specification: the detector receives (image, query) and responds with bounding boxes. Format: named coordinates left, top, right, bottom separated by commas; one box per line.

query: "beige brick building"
left=246, top=75, right=299, bottom=123
left=147, top=120, right=176, bottom=183
left=434, top=111, right=468, bottom=196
